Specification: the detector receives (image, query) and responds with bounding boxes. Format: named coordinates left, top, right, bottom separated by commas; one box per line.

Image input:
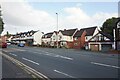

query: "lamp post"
left=56, top=13, right=58, bottom=48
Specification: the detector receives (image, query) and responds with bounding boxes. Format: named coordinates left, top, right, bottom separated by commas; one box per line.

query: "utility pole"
left=56, top=13, right=58, bottom=48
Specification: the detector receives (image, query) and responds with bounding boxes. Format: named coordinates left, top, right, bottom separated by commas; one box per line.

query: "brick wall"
left=73, top=31, right=86, bottom=49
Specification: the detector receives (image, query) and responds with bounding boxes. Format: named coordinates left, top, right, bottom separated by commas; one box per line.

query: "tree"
left=0, top=5, right=4, bottom=34
left=6, top=31, right=10, bottom=37
left=101, top=17, right=120, bottom=36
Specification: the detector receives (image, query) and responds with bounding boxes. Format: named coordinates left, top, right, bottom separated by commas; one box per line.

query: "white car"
left=7, top=42, right=11, bottom=45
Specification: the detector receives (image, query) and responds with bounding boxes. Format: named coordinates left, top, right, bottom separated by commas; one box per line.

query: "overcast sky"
left=0, top=0, right=118, bottom=35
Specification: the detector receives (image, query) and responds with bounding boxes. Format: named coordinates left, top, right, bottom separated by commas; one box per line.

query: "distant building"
left=11, top=30, right=43, bottom=46
left=33, top=30, right=44, bottom=46
left=0, top=36, right=7, bottom=42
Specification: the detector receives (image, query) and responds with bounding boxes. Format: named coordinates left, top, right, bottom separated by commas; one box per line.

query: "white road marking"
left=32, top=50, right=73, bottom=61
left=22, top=57, right=39, bottom=65
left=54, top=70, right=75, bottom=78
left=9, top=53, right=17, bottom=56
left=58, top=55, right=73, bottom=60
left=11, top=48, right=26, bottom=51
left=2, top=50, right=8, bottom=53
left=91, top=62, right=120, bottom=69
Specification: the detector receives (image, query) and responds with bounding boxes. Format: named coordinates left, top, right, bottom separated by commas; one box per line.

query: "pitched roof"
left=42, top=32, right=53, bottom=38
left=88, top=31, right=114, bottom=42
left=99, top=31, right=114, bottom=41
left=73, top=26, right=97, bottom=38
left=81, top=26, right=97, bottom=36
left=60, top=29, right=77, bottom=36
left=73, top=29, right=84, bottom=38
left=110, top=17, right=120, bottom=29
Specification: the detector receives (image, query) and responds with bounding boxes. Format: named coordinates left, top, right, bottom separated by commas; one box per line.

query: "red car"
left=1, top=42, right=7, bottom=48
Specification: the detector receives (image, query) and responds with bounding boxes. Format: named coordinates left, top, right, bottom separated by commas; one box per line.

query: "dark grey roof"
left=42, top=32, right=53, bottom=38
left=73, top=26, right=97, bottom=38
left=81, top=26, right=97, bottom=36
left=99, top=31, right=114, bottom=41
left=73, top=29, right=84, bottom=38
left=60, top=29, right=77, bottom=36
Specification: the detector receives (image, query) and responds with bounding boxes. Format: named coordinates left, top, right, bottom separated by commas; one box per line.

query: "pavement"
left=2, top=56, right=32, bottom=78
left=0, top=49, right=2, bottom=80
left=1, top=45, right=120, bottom=80
left=0, top=48, right=33, bottom=80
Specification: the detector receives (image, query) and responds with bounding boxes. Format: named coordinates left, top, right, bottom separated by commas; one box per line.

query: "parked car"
left=7, top=42, right=11, bottom=45
left=18, top=43, right=25, bottom=47
left=0, top=42, right=7, bottom=48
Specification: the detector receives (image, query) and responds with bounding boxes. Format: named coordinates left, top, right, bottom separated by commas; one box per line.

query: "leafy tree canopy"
left=101, top=17, right=120, bottom=36
left=0, top=6, right=4, bottom=34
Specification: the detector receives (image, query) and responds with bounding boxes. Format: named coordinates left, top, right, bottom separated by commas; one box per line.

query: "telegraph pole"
left=56, top=13, right=58, bottom=48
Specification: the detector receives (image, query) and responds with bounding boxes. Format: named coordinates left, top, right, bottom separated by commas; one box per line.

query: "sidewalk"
left=0, top=49, right=32, bottom=79
left=0, top=49, right=2, bottom=80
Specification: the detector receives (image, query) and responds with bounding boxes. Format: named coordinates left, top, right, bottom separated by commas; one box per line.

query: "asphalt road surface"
left=2, top=56, right=32, bottom=78
left=2, top=45, right=120, bottom=80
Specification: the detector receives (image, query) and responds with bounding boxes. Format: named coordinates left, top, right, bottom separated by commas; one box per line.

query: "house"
left=42, top=32, right=54, bottom=46
left=73, top=26, right=99, bottom=49
left=33, top=30, right=44, bottom=46
left=0, top=36, right=7, bottom=43
left=73, top=29, right=86, bottom=49
left=11, top=30, right=43, bottom=46
left=50, top=31, right=57, bottom=47
left=58, top=28, right=78, bottom=48
left=79, top=26, right=100, bottom=49
left=83, top=26, right=100, bottom=42
left=86, top=31, right=114, bottom=52
left=114, top=18, right=120, bottom=50
left=42, top=31, right=58, bottom=47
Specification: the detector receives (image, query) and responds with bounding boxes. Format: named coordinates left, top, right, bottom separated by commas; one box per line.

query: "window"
left=70, top=36, right=72, bottom=40
left=86, top=37, right=87, bottom=40
left=59, top=35, right=62, bottom=40
left=53, top=36, right=55, bottom=40
left=101, top=35, right=104, bottom=41
left=74, top=37, right=77, bottom=40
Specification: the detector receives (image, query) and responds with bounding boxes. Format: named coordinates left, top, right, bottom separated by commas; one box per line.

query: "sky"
left=0, top=0, right=119, bottom=35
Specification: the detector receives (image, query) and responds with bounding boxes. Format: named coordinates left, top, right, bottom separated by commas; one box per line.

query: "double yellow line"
left=1, top=51, right=50, bottom=80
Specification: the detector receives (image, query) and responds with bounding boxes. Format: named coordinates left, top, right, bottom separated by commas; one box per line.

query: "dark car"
left=1, top=42, right=7, bottom=48
left=18, top=43, right=25, bottom=47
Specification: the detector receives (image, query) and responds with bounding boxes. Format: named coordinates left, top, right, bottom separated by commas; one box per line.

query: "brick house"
left=0, top=36, right=7, bottom=42
left=58, top=28, right=78, bottom=48
left=73, top=26, right=99, bottom=49
left=73, top=29, right=86, bottom=49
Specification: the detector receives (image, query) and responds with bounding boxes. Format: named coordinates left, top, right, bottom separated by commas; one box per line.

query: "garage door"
left=101, top=44, right=112, bottom=52
left=90, top=44, right=99, bottom=51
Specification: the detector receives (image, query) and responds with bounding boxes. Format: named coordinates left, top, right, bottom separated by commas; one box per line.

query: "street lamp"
left=56, top=13, right=58, bottom=48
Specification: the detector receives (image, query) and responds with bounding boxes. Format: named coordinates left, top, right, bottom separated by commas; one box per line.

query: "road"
left=0, top=49, right=33, bottom=80
left=2, top=56, right=32, bottom=78
left=2, top=45, right=120, bottom=80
